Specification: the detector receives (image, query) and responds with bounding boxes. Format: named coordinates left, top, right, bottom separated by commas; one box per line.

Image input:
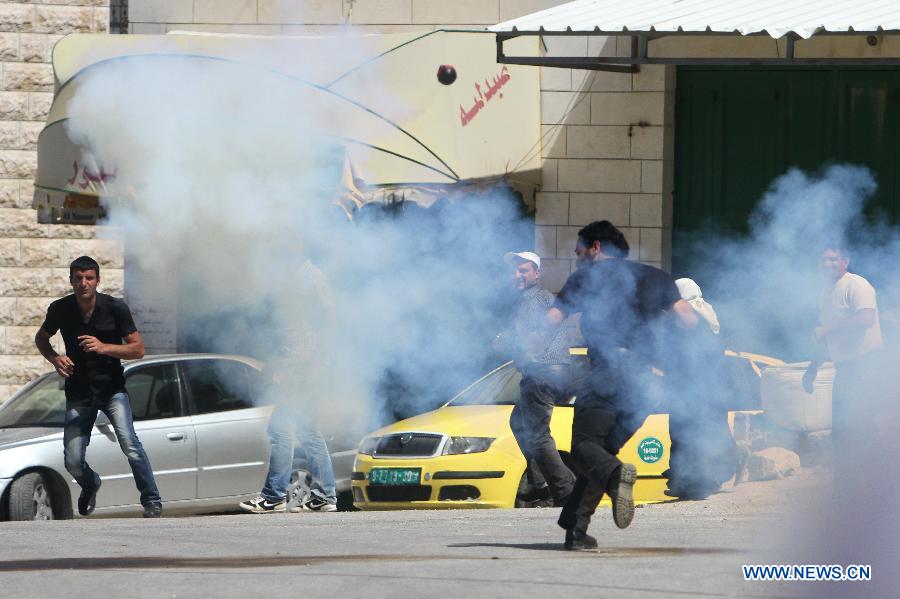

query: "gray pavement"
left=0, top=471, right=834, bottom=598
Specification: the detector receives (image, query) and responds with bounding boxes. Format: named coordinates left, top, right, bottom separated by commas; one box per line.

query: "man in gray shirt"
left=496, top=251, right=574, bottom=506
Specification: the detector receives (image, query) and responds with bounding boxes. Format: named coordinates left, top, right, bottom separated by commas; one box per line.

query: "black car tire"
left=9, top=472, right=55, bottom=521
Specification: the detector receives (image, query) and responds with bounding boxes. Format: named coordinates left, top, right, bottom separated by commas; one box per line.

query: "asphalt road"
left=0, top=470, right=880, bottom=598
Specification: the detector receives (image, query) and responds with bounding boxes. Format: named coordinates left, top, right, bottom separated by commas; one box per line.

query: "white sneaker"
left=300, top=495, right=337, bottom=512
left=239, top=496, right=286, bottom=513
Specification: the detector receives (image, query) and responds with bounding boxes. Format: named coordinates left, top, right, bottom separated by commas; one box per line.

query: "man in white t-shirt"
left=803, top=245, right=884, bottom=495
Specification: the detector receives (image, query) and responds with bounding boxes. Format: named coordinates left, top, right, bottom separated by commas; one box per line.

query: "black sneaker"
left=77, top=482, right=100, bottom=516
left=610, top=463, right=637, bottom=529
left=143, top=503, right=162, bottom=518
left=564, top=529, right=598, bottom=551
left=238, top=496, right=286, bottom=513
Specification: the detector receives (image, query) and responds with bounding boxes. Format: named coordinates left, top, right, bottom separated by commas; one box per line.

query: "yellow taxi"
left=351, top=349, right=782, bottom=510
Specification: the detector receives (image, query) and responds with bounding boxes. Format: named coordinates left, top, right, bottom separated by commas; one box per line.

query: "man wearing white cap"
left=495, top=251, right=575, bottom=507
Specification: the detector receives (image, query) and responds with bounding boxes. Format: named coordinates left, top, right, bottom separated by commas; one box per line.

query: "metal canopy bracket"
left=496, top=31, right=900, bottom=69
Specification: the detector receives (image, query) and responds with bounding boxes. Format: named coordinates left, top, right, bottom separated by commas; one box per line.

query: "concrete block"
left=0, top=120, right=18, bottom=149
left=349, top=0, right=412, bottom=24
left=0, top=267, right=53, bottom=297
left=3, top=63, right=54, bottom=92
left=540, top=67, right=570, bottom=92
left=541, top=91, right=590, bottom=125
left=746, top=447, right=801, bottom=481
left=21, top=238, right=65, bottom=267
left=587, top=35, right=616, bottom=58
left=538, top=258, right=569, bottom=293
left=100, top=268, right=125, bottom=297
left=18, top=120, right=42, bottom=150
left=16, top=179, right=31, bottom=208
left=92, top=7, right=110, bottom=33
left=130, top=23, right=167, bottom=34
left=0, top=238, right=18, bottom=266
left=558, top=159, right=641, bottom=193
left=638, top=227, right=662, bottom=262
left=640, top=160, right=663, bottom=194
left=0, top=207, right=46, bottom=237
left=0, top=4, right=34, bottom=33
left=15, top=296, right=49, bottom=326
left=0, top=354, right=50, bottom=385
left=540, top=124, right=566, bottom=159
left=565, top=125, right=630, bottom=159
left=0, top=179, right=17, bottom=207
left=630, top=193, right=662, bottom=227
left=555, top=225, right=581, bottom=260
left=588, top=70, right=632, bottom=92
left=259, top=0, right=344, bottom=24
left=6, top=325, right=37, bottom=354
left=34, top=6, right=93, bottom=34
left=535, top=225, right=556, bottom=258
left=62, top=238, right=124, bottom=268
left=543, top=35, right=587, bottom=58
left=541, top=158, right=558, bottom=191
left=48, top=223, right=98, bottom=239
left=0, top=297, right=15, bottom=325
left=633, top=64, right=668, bottom=92
left=27, top=92, right=52, bottom=120
left=535, top=191, right=567, bottom=225
left=569, top=192, right=629, bottom=225
left=630, top=125, right=663, bottom=159
left=590, top=92, right=665, bottom=126
left=0, top=33, right=19, bottom=61
left=0, top=92, right=28, bottom=120
left=0, top=149, right=36, bottom=178
left=499, top=0, right=560, bottom=21
left=19, top=34, right=50, bottom=63
left=194, top=0, right=257, bottom=24
left=129, top=0, right=193, bottom=23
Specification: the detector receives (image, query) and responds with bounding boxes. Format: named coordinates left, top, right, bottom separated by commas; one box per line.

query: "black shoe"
left=77, top=482, right=100, bottom=516
left=610, top=463, right=637, bottom=529
left=143, top=503, right=162, bottom=518
left=564, top=529, right=598, bottom=551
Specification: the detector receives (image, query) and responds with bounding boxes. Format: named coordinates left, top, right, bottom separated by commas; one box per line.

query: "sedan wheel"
left=9, top=472, right=55, bottom=521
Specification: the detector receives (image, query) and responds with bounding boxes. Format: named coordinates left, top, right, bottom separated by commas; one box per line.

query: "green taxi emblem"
left=637, top=437, right=664, bottom=463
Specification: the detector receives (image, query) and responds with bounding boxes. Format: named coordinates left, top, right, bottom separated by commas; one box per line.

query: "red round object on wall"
left=437, top=64, right=457, bottom=85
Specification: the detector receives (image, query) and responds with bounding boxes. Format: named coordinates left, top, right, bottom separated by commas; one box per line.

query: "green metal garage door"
left=674, top=67, right=900, bottom=235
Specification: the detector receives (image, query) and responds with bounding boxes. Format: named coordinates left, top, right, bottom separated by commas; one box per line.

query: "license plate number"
left=368, top=468, right=421, bottom=485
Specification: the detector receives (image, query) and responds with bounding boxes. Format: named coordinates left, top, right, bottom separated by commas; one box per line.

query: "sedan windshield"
left=0, top=374, right=66, bottom=428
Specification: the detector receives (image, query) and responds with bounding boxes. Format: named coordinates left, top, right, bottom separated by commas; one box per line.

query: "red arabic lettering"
left=65, top=160, right=116, bottom=190
left=459, top=66, right=511, bottom=127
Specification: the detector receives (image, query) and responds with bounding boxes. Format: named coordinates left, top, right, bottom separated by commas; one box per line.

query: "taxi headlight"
left=357, top=436, right=381, bottom=455
left=443, top=437, right=495, bottom=455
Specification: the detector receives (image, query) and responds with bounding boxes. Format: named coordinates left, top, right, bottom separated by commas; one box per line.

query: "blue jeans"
left=63, top=392, right=161, bottom=507
left=260, top=404, right=336, bottom=504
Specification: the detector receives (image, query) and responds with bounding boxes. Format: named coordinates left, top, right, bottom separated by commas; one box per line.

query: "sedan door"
left=89, top=363, right=198, bottom=508
left=183, top=359, right=271, bottom=500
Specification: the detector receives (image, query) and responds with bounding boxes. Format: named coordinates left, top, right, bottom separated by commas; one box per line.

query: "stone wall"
left=0, top=1, right=114, bottom=401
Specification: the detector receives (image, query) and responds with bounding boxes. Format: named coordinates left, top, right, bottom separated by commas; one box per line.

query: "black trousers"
left=558, top=355, right=659, bottom=534
left=509, top=366, right=575, bottom=501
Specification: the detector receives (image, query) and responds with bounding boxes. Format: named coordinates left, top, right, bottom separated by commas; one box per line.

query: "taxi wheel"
left=9, top=472, right=55, bottom=521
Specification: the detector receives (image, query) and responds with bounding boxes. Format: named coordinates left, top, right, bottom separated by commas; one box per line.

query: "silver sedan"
left=0, top=354, right=354, bottom=520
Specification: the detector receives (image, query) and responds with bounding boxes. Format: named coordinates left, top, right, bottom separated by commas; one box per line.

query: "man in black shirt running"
left=547, top=222, right=697, bottom=549
left=34, top=256, right=162, bottom=518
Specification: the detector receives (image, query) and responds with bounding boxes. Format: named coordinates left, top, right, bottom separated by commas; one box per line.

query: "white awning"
left=491, top=0, right=900, bottom=40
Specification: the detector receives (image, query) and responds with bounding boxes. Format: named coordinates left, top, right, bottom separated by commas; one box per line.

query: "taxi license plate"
left=368, top=468, right=421, bottom=485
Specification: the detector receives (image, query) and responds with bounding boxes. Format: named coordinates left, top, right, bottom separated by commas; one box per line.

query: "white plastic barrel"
left=760, top=362, right=834, bottom=432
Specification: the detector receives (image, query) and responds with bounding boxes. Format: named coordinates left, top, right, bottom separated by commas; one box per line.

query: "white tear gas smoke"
left=675, top=165, right=899, bottom=598
left=64, top=44, right=530, bottom=444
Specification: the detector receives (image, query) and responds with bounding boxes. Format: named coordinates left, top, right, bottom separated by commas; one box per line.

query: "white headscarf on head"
left=676, top=278, right=720, bottom=335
